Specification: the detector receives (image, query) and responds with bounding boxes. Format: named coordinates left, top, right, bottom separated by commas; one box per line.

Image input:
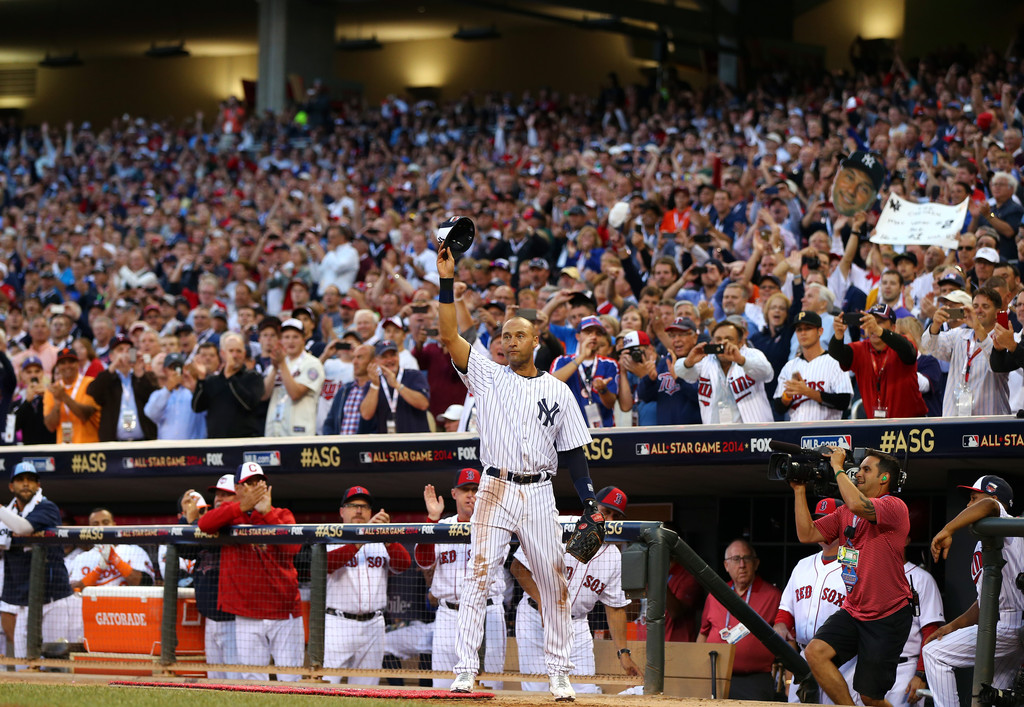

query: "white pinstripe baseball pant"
left=453, top=474, right=573, bottom=677
left=922, top=610, right=1024, bottom=707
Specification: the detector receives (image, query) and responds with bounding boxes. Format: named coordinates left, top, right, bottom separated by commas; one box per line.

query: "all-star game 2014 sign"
left=870, top=193, right=968, bottom=248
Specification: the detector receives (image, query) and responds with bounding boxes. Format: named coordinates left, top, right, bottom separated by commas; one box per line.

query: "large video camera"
left=766, top=440, right=869, bottom=497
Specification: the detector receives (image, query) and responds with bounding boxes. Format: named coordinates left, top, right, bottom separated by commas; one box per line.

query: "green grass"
left=0, top=684, right=451, bottom=707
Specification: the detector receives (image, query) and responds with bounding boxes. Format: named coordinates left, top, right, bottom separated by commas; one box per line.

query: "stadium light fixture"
left=336, top=36, right=383, bottom=51
left=38, top=52, right=82, bottom=68
left=145, top=42, right=190, bottom=59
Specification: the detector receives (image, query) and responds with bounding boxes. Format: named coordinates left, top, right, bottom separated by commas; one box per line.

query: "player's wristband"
left=439, top=278, right=454, bottom=304
left=110, top=551, right=134, bottom=579
left=617, top=648, right=631, bottom=658
left=915, top=670, right=926, bottom=683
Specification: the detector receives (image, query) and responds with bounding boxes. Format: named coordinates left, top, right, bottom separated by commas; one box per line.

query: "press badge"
left=837, top=546, right=859, bottom=566
left=719, top=623, right=750, bottom=644
left=585, top=402, right=603, bottom=428
left=386, top=417, right=397, bottom=435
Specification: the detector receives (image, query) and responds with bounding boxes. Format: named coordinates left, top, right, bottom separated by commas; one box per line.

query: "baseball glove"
left=566, top=501, right=605, bottom=563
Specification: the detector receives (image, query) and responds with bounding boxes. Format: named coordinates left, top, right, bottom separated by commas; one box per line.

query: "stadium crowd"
left=0, top=42, right=1023, bottom=443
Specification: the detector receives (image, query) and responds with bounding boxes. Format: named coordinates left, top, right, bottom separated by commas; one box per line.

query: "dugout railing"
left=962, top=517, right=1024, bottom=707
left=11, top=520, right=677, bottom=691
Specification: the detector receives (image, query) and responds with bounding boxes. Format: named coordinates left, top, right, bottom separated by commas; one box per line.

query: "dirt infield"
left=0, top=672, right=783, bottom=706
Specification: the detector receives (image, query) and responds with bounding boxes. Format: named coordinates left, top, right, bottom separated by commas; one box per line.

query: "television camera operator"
left=787, top=444, right=913, bottom=707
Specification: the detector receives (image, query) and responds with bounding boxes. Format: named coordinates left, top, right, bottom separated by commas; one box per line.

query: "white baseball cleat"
left=450, top=672, right=475, bottom=693
left=550, top=674, right=576, bottom=701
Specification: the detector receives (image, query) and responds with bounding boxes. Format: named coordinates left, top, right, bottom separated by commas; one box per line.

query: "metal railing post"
left=25, top=545, right=46, bottom=661
left=642, top=525, right=670, bottom=695
left=973, top=534, right=1004, bottom=705
left=160, top=544, right=179, bottom=667
left=307, top=543, right=326, bottom=670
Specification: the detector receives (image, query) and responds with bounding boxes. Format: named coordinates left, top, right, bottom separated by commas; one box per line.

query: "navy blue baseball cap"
left=867, top=303, right=897, bottom=323
left=10, top=460, right=38, bottom=482
left=959, top=476, right=1013, bottom=509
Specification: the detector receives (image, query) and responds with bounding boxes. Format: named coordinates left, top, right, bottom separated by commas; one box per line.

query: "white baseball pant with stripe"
left=922, top=610, right=1024, bottom=707
left=453, top=473, right=573, bottom=677
left=234, top=615, right=304, bottom=681
left=516, top=601, right=599, bottom=693
left=204, top=618, right=239, bottom=679
left=324, top=613, right=385, bottom=685
left=433, top=603, right=506, bottom=689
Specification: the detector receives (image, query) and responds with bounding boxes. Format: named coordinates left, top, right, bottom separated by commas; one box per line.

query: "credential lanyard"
left=63, top=375, right=84, bottom=417
left=723, top=584, right=753, bottom=629
left=964, top=339, right=984, bottom=384
left=381, top=368, right=404, bottom=415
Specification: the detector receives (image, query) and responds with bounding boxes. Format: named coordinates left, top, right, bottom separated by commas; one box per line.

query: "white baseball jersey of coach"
left=326, top=543, right=395, bottom=613
left=514, top=526, right=630, bottom=617
left=265, top=351, right=325, bottom=437
left=676, top=346, right=774, bottom=424
left=420, top=517, right=505, bottom=602
left=778, top=552, right=858, bottom=705
left=774, top=352, right=852, bottom=422
left=457, top=346, right=592, bottom=472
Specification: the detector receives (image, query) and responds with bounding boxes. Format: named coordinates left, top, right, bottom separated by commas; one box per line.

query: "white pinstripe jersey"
left=457, top=346, right=592, bottom=473
left=902, top=562, right=944, bottom=660
left=67, top=545, right=155, bottom=587
left=676, top=345, right=774, bottom=423
left=325, top=543, right=395, bottom=614
left=971, top=504, right=1024, bottom=615
left=774, top=352, right=852, bottom=422
left=920, top=326, right=1010, bottom=416
left=514, top=516, right=629, bottom=617
left=778, top=552, right=848, bottom=647
left=417, top=516, right=506, bottom=603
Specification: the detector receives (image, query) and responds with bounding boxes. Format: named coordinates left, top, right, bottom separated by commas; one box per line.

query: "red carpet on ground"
left=108, top=680, right=494, bottom=698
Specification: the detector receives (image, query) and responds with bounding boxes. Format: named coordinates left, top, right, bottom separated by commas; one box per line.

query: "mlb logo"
left=963, top=435, right=980, bottom=448
left=636, top=443, right=650, bottom=456
left=123, top=458, right=135, bottom=469
left=359, top=452, right=373, bottom=464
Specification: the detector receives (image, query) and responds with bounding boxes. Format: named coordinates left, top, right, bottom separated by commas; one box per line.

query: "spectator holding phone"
left=921, top=287, right=1010, bottom=416
left=86, top=334, right=159, bottom=442
left=192, top=332, right=266, bottom=438
left=830, top=305, right=926, bottom=419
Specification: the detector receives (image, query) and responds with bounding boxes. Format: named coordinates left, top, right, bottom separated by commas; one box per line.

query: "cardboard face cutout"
left=831, top=151, right=886, bottom=217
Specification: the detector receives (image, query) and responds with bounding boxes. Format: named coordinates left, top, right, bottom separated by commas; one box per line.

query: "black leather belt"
left=326, top=608, right=380, bottom=621
left=484, top=467, right=549, bottom=484
left=441, top=598, right=495, bottom=611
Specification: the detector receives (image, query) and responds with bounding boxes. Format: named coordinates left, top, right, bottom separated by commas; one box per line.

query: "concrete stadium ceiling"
left=0, top=0, right=708, bottom=64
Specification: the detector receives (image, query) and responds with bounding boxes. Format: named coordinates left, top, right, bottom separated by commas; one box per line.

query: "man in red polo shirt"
left=829, top=304, right=926, bottom=419
left=793, top=447, right=913, bottom=707
left=697, top=538, right=782, bottom=700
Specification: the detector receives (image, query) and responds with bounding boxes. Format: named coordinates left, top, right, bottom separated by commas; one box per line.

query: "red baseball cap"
left=814, top=498, right=842, bottom=517
left=454, top=468, right=481, bottom=488
left=595, top=486, right=628, bottom=517
left=342, top=486, right=373, bottom=505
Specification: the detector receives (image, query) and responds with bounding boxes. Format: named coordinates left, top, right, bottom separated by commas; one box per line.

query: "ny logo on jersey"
left=537, top=398, right=559, bottom=426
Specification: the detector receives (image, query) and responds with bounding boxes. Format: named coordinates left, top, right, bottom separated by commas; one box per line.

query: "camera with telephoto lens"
left=767, top=444, right=869, bottom=497
left=979, top=666, right=1024, bottom=707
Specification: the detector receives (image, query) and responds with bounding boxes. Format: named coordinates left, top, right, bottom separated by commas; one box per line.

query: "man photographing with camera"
left=792, top=446, right=913, bottom=707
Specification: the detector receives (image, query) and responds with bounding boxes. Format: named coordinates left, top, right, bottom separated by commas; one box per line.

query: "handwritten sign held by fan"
left=870, top=194, right=968, bottom=249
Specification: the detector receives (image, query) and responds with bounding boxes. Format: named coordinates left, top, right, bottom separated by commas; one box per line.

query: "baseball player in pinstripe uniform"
left=775, top=499, right=860, bottom=705
left=418, top=469, right=507, bottom=689
left=323, top=486, right=412, bottom=685
left=676, top=319, right=775, bottom=423
left=924, top=476, right=1024, bottom=707
left=773, top=312, right=853, bottom=422
left=512, top=486, right=640, bottom=693
left=436, top=245, right=597, bottom=701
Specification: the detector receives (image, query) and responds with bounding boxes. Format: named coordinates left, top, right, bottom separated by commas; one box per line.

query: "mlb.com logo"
left=243, top=451, right=282, bottom=466
left=963, top=435, right=980, bottom=448
left=359, top=452, right=373, bottom=464
left=800, top=435, right=852, bottom=450
left=636, top=443, right=651, bottom=456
